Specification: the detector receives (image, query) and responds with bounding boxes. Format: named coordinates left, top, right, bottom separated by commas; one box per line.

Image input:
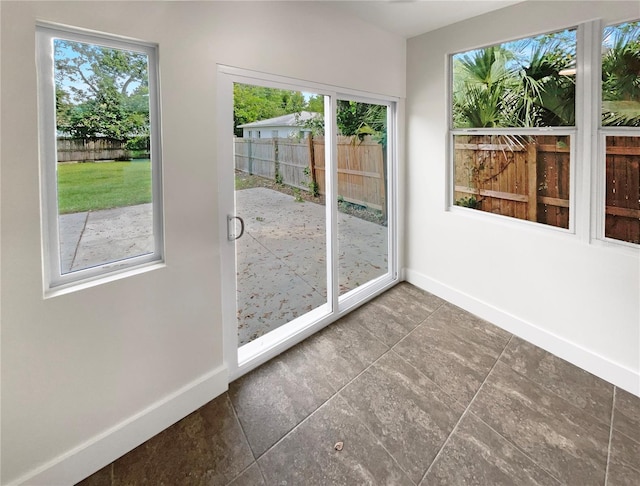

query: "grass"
left=57, top=160, right=152, bottom=214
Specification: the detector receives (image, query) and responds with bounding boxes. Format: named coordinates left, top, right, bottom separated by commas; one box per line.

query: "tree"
left=602, top=21, right=640, bottom=126
left=55, top=40, right=150, bottom=141
left=300, top=100, right=387, bottom=144
left=233, top=84, right=306, bottom=136
left=452, top=32, right=576, bottom=128
left=452, top=46, right=518, bottom=128
left=305, top=95, right=325, bottom=113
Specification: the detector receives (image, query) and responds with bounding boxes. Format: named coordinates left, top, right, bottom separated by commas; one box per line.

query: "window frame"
left=36, top=24, right=164, bottom=292
left=595, top=18, right=640, bottom=249
left=447, top=25, right=580, bottom=234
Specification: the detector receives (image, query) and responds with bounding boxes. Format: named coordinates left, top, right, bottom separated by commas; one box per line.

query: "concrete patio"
left=59, top=187, right=388, bottom=346
left=235, top=188, right=387, bottom=345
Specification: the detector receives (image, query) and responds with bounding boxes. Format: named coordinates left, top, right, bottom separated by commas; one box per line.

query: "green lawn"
left=57, top=160, right=152, bottom=214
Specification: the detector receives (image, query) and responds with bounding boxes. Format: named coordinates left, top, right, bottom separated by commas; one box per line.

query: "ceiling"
left=331, top=0, right=526, bottom=38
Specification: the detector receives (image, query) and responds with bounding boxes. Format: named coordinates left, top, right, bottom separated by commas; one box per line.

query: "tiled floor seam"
left=418, top=334, right=514, bottom=484
left=496, top=353, right=615, bottom=429
left=339, top=391, right=419, bottom=485
left=468, top=412, right=565, bottom=484
left=229, top=312, right=403, bottom=464
left=225, top=461, right=263, bottom=486
left=604, top=387, right=617, bottom=486
left=386, top=306, right=495, bottom=411
left=348, top=318, right=394, bottom=356
left=385, top=347, right=463, bottom=409
left=227, top=393, right=260, bottom=461
left=470, top=352, right=604, bottom=485
left=255, top=350, right=392, bottom=462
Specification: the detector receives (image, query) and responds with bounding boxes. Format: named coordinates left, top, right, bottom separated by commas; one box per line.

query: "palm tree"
left=452, top=33, right=576, bottom=128
left=452, top=46, right=518, bottom=128
left=602, top=21, right=640, bottom=127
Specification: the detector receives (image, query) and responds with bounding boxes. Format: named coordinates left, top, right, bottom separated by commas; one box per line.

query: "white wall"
left=406, top=1, right=639, bottom=396
left=0, top=2, right=405, bottom=484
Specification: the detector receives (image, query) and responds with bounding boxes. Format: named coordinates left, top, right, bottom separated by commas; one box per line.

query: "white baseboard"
left=9, top=365, right=229, bottom=486
left=404, top=269, right=640, bottom=398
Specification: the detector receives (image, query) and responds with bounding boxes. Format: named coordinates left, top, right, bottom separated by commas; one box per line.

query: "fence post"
left=273, top=138, right=279, bottom=183
left=308, top=135, right=317, bottom=190
left=248, top=138, right=253, bottom=175
left=527, top=142, right=538, bottom=222
left=381, top=141, right=388, bottom=223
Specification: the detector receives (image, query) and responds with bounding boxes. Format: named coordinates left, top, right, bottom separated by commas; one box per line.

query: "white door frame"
left=217, top=65, right=400, bottom=381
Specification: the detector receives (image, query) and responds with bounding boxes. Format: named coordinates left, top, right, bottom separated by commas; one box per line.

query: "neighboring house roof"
left=238, top=111, right=320, bottom=129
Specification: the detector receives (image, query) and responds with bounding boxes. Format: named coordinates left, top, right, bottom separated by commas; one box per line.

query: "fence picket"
left=234, top=136, right=386, bottom=211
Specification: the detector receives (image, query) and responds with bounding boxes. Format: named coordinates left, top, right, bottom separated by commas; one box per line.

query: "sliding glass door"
left=218, top=67, right=397, bottom=379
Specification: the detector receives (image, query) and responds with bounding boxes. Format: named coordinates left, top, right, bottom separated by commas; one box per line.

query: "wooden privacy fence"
left=454, top=134, right=571, bottom=229
left=454, top=134, right=639, bottom=243
left=57, top=137, right=128, bottom=162
left=605, top=136, right=640, bottom=244
left=235, top=137, right=309, bottom=190
left=234, top=136, right=386, bottom=211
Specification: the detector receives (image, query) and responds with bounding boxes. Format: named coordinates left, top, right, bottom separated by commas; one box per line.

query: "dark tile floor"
left=78, top=283, right=640, bottom=485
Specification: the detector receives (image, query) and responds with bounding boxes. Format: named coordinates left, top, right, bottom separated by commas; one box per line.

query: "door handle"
left=227, top=215, right=245, bottom=241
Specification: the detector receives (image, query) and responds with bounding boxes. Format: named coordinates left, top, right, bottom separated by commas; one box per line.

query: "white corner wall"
left=0, top=2, right=406, bottom=484
left=406, top=1, right=639, bottom=396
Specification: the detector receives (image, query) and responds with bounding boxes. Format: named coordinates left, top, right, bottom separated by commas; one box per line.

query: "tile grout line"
left=332, top=296, right=445, bottom=398
left=325, top=297, right=449, bottom=485
left=224, top=462, right=257, bottom=486
left=388, top=300, right=495, bottom=410
left=346, top=312, right=397, bottom=352
left=476, top=339, right=575, bottom=484
left=243, top=317, right=395, bottom=463
left=503, top=342, right=614, bottom=428
left=230, top=290, right=444, bottom=477
left=254, top=458, right=267, bottom=484
left=387, top=301, right=445, bottom=354
left=226, top=393, right=260, bottom=462
left=469, top=413, right=565, bottom=484
left=339, top=393, right=419, bottom=485
left=604, top=387, right=617, bottom=486
left=253, top=326, right=397, bottom=463
left=465, top=359, right=591, bottom=484
left=418, top=334, right=514, bottom=484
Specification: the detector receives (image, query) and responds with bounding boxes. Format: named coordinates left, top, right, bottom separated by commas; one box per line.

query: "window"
left=450, top=28, right=577, bottom=229
left=600, top=21, right=639, bottom=245
left=37, top=25, right=163, bottom=289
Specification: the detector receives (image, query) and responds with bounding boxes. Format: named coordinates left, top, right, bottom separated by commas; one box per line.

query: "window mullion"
left=578, top=20, right=601, bottom=243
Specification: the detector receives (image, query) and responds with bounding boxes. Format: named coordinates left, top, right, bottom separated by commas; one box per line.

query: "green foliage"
left=233, top=84, right=306, bottom=136
left=306, top=95, right=325, bottom=113
left=302, top=166, right=320, bottom=197
left=602, top=21, right=640, bottom=126
left=337, top=100, right=387, bottom=145
left=302, top=115, right=326, bottom=137
left=292, top=188, right=304, bottom=202
left=301, top=100, right=387, bottom=147
left=125, top=135, right=150, bottom=151
left=55, top=40, right=150, bottom=141
left=452, top=31, right=576, bottom=128
left=455, top=195, right=480, bottom=209
left=57, top=160, right=151, bottom=213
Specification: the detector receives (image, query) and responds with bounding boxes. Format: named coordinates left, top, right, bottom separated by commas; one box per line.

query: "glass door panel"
left=336, top=100, right=389, bottom=295
left=233, top=83, right=328, bottom=346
